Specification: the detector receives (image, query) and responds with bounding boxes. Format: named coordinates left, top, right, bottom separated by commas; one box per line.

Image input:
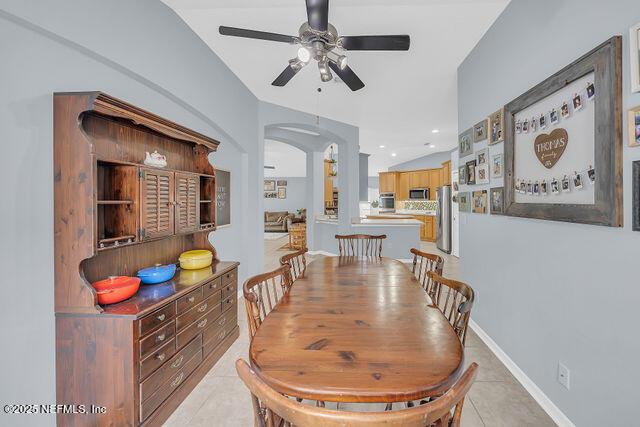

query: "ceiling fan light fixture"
left=289, top=57, right=307, bottom=72
left=318, top=59, right=333, bottom=82
left=326, top=50, right=348, bottom=70
left=297, top=46, right=311, bottom=63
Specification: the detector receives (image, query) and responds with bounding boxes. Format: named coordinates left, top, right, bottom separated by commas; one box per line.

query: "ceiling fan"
left=219, top=0, right=410, bottom=91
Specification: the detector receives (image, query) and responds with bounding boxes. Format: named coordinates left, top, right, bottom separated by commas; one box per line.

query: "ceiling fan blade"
left=328, top=62, right=365, bottom=92
left=219, top=26, right=297, bottom=44
left=271, top=65, right=299, bottom=87
left=305, top=0, right=329, bottom=32
left=340, top=35, right=410, bottom=51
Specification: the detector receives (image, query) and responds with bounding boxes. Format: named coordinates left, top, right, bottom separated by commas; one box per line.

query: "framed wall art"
left=264, top=192, right=277, bottom=198
left=459, top=128, right=473, bottom=158
left=459, top=191, right=471, bottom=212
left=631, top=22, right=640, bottom=93
left=276, top=179, right=287, bottom=186
left=476, top=163, right=489, bottom=184
left=629, top=106, right=640, bottom=147
left=491, top=153, right=504, bottom=178
left=476, top=148, right=489, bottom=165
left=490, top=187, right=504, bottom=214
left=458, top=165, right=467, bottom=185
left=634, top=161, right=640, bottom=231
left=473, top=119, right=488, bottom=142
left=472, top=190, right=487, bottom=213
left=264, top=180, right=276, bottom=192
left=277, top=187, right=286, bottom=199
left=488, top=108, right=505, bottom=145
left=503, top=36, right=622, bottom=227
left=466, top=160, right=476, bottom=185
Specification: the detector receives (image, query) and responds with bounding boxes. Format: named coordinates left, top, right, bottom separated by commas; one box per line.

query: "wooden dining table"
left=249, top=256, right=465, bottom=403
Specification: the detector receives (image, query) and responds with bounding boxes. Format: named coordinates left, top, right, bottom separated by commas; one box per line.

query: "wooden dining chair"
left=410, top=248, right=444, bottom=301
left=242, top=264, right=293, bottom=338
left=426, top=271, right=475, bottom=346
left=279, top=248, right=308, bottom=282
left=335, top=234, right=387, bottom=257
left=236, top=358, right=478, bottom=427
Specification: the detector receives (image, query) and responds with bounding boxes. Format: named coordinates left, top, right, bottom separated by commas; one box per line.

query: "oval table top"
left=249, top=256, right=465, bottom=403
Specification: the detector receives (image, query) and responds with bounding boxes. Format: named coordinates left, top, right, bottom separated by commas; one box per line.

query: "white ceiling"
left=165, top=0, right=509, bottom=175
left=264, top=140, right=307, bottom=177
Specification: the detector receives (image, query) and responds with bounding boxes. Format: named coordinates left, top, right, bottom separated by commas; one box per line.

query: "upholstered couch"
left=264, top=211, right=292, bottom=232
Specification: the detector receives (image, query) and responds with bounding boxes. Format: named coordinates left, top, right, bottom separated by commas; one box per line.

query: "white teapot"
left=144, top=150, right=167, bottom=168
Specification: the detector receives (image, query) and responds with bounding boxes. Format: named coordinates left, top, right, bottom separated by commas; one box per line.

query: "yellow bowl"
left=179, top=250, right=213, bottom=270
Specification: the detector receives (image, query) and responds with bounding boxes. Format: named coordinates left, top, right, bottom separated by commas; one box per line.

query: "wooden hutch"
left=54, top=92, right=239, bottom=426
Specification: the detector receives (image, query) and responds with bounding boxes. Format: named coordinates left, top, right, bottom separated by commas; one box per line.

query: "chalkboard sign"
left=215, top=169, right=231, bottom=227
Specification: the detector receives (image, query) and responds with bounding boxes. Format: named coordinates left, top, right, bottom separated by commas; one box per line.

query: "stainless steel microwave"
left=409, top=188, right=429, bottom=200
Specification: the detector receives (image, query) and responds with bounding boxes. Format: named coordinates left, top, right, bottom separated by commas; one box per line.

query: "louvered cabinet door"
left=175, top=172, right=199, bottom=233
left=140, top=168, right=175, bottom=239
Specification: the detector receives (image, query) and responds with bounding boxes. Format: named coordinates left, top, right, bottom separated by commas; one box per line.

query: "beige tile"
left=462, top=398, right=486, bottom=427
left=464, top=328, right=485, bottom=349
left=464, top=345, right=517, bottom=383
left=468, top=381, right=556, bottom=427
left=187, top=376, right=254, bottom=427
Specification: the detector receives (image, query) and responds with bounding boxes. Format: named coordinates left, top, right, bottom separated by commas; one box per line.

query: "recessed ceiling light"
left=429, top=144, right=436, bottom=148
left=432, top=129, right=440, bottom=134
left=379, top=145, right=385, bottom=149
left=391, top=153, right=397, bottom=157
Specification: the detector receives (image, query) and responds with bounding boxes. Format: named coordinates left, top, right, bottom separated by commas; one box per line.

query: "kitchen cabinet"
left=379, top=172, right=396, bottom=193
left=141, top=168, right=175, bottom=239
left=428, top=169, right=441, bottom=200
left=324, top=161, right=333, bottom=203
left=441, top=160, right=451, bottom=185
left=396, top=172, right=410, bottom=201
left=409, top=170, right=429, bottom=189
left=414, top=215, right=436, bottom=242
left=175, top=172, right=200, bottom=234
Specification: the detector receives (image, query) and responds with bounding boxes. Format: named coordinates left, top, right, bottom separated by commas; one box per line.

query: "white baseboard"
left=469, top=320, right=575, bottom=427
left=307, top=250, right=337, bottom=256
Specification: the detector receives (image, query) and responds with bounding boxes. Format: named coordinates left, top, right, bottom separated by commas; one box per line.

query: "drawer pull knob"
left=171, top=355, right=184, bottom=368
left=171, top=372, right=184, bottom=388
left=197, top=319, right=208, bottom=329
left=219, top=318, right=226, bottom=326
left=218, top=331, right=225, bottom=340
left=197, top=303, right=208, bottom=313
left=187, top=296, right=195, bottom=303
left=156, top=333, right=166, bottom=342
left=157, top=314, right=166, bottom=322
left=156, top=353, right=166, bottom=362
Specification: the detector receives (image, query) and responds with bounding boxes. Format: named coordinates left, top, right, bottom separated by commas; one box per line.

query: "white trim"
left=307, top=250, right=337, bottom=256
left=469, top=320, right=575, bottom=427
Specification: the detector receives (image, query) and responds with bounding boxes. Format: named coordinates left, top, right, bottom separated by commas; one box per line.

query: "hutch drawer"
left=140, top=321, right=176, bottom=359
left=176, top=293, right=222, bottom=331
left=177, top=287, right=203, bottom=313
left=140, top=338, right=177, bottom=380
left=175, top=305, right=218, bottom=349
left=140, top=335, right=202, bottom=401
left=221, top=294, right=237, bottom=314
left=222, top=281, right=236, bottom=300
left=221, top=269, right=236, bottom=285
left=139, top=303, right=176, bottom=336
left=203, top=310, right=237, bottom=349
left=203, top=277, right=222, bottom=298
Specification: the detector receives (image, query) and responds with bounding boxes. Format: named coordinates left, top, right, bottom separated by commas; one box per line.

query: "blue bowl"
left=137, top=264, right=177, bottom=285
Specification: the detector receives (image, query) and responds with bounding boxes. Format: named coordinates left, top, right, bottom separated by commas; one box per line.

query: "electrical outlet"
left=557, top=362, right=570, bottom=390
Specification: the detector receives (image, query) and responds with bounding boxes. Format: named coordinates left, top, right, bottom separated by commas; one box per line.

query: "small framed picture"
left=472, top=190, right=488, bottom=214
left=522, top=119, right=529, bottom=134
left=491, top=153, right=503, bottom=178
left=533, top=181, right=540, bottom=196
left=550, top=109, right=559, bottom=125
left=466, top=160, right=477, bottom=185
left=476, top=148, right=489, bottom=165
left=561, top=175, right=571, bottom=192
left=587, top=165, right=596, bottom=183
left=572, top=93, right=583, bottom=111
left=473, top=120, right=488, bottom=142
left=459, top=192, right=471, bottom=212
left=515, top=120, right=523, bottom=134
left=490, top=187, right=504, bottom=214
left=561, top=102, right=570, bottom=119
left=277, top=187, right=287, bottom=199
left=526, top=181, right=533, bottom=195
left=551, top=178, right=559, bottom=194
left=264, top=180, right=276, bottom=192
left=573, top=172, right=583, bottom=189
left=530, top=116, right=537, bottom=132
left=276, top=180, right=287, bottom=187
left=459, top=165, right=467, bottom=185
left=628, top=106, right=640, bottom=147
left=459, top=128, right=474, bottom=158
left=476, top=163, right=489, bottom=184
left=540, top=180, right=548, bottom=196
left=586, top=82, right=595, bottom=100
left=539, top=113, right=547, bottom=129
left=488, top=108, right=505, bottom=145
left=453, top=182, right=459, bottom=191
left=631, top=23, right=640, bottom=93
left=515, top=179, right=522, bottom=193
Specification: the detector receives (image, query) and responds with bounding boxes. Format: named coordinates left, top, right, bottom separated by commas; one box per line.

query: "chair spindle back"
left=410, top=248, right=444, bottom=301
left=279, top=248, right=308, bottom=282
left=242, top=265, right=293, bottom=338
left=335, top=234, right=387, bottom=257
left=427, top=271, right=475, bottom=346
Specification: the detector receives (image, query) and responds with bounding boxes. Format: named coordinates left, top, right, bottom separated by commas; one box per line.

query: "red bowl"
left=92, top=276, right=141, bottom=305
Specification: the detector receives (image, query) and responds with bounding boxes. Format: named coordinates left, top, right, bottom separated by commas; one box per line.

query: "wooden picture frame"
left=458, top=165, right=467, bottom=185
left=631, top=23, right=640, bottom=93
left=277, top=187, right=286, bottom=199
left=634, top=161, right=640, bottom=231
left=473, top=119, right=488, bottom=142
left=264, top=180, right=276, bottom=192
left=490, top=187, right=504, bottom=214
left=466, top=160, right=476, bottom=185
left=277, top=180, right=287, bottom=186
left=503, top=36, right=622, bottom=227
left=491, top=153, right=504, bottom=178
left=629, top=106, right=640, bottom=147
left=459, top=191, right=471, bottom=212
left=488, top=108, right=505, bottom=145
left=472, top=190, right=487, bottom=213
left=458, top=128, right=473, bottom=158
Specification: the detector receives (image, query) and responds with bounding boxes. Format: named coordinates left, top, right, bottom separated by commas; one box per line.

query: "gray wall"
left=458, top=1, right=640, bottom=426
left=359, top=153, right=369, bottom=202
left=264, top=177, right=307, bottom=214
left=389, top=149, right=454, bottom=171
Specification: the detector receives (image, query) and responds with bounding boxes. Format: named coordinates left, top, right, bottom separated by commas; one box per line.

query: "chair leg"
left=385, top=403, right=393, bottom=411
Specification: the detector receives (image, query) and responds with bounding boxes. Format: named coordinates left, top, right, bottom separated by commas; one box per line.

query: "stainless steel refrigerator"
left=436, top=185, right=452, bottom=254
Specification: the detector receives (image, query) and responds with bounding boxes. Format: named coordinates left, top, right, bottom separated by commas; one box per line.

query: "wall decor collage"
left=630, top=24, right=640, bottom=230
left=264, top=179, right=287, bottom=199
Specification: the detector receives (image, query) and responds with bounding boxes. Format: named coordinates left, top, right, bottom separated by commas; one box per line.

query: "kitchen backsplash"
left=396, top=200, right=438, bottom=211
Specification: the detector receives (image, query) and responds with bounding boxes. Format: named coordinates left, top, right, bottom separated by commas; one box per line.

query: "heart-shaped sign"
left=534, top=128, right=568, bottom=169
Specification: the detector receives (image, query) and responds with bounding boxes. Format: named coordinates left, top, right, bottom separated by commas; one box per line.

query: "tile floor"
left=164, top=235, right=556, bottom=426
